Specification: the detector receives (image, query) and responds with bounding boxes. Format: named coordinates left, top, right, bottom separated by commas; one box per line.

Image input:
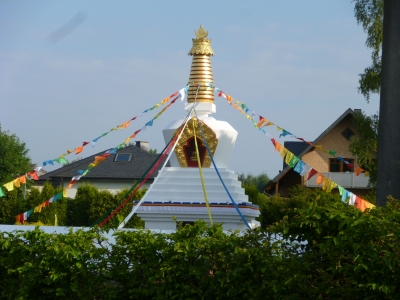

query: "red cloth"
left=307, top=169, right=318, bottom=180
left=82, top=141, right=89, bottom=147
left=28, top=171, right=39, bottom=180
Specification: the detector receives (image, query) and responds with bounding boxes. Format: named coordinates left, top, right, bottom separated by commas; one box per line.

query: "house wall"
left=301, top=114, right=360, bottom=173
left=276, top=114, right=369, bottom=197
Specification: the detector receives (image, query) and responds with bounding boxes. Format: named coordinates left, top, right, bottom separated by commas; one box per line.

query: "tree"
left=376, top=0, right=400, bottom=206
left=0, top=124, right=31, bottom=186
left=349, top=111, right=378, bottom=189
left=353, top=0, right=384, bottom=102
left=238, top=172, right=270, bottom=193
left=354, top=0, right=400, bottom=205
left=0, top=125, right=32, bottom=224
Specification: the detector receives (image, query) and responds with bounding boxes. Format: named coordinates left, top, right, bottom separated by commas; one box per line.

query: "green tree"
left=239, top=172, right=270, bottom=193
left=0, top=124, right=32, bottom=185
left=349, top=110, right=378, bottom=190
left=0, top=125, right=32, bottom=224
left=353, top=0, right=384, bottom=101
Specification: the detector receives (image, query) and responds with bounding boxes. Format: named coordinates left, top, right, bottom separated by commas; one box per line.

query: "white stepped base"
left=135, top=167, right=260, bottom=231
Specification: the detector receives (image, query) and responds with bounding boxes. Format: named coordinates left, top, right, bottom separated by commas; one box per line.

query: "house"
left=265, top=108, right=370, bottom=197
left=36, top=141, right=166, bottom=198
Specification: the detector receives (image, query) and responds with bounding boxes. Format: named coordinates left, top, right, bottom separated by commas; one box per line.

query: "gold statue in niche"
left=174, top=117, right=218, bottom=168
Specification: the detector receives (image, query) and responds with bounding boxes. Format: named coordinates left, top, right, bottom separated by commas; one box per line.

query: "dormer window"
left=114, top=153, right=132, bottom=162
left=342, top=127, right=355, bottom=140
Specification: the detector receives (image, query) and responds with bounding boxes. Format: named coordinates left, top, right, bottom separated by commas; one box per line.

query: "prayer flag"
left=67, top=149, right=74, bottom=154
left=285, top=151, right=294, bottom=165
left=307, top=169, right=318, bottom=180
left=0, top=187, right=5, bottom=197
left=13, top=178, right=20, bottom=188
left=299, top=163, right=311, bottom=176
left=54, top=157, right=68, bottom=165
left=63, top=189, right=68, bottom=198
left=75, top=146, right=84, bottom=154
left=43, top=160, right=54, bottom=166
left=355, top=167, right=363, bottom=176
left=279, top=130, right=292, bottom=138
left=279, top=148, right=288, bottom=160
left=316, top=173, right=324, bottom=185
left=341, top=189, right=350, bottom=202
left=294, top=160, right=304, bottom=174
left=257, top=117, right=268, bottom=128
left=145, top=120, right=154, bottom=127
left=82, top=141, right=89, bottom=146
left=328, top=150, right=337, bottom=156
left=327, top=180, right=338, bottom=192
left=288, top=155, right=300, bottom=168
left=322, top=177, right=330, bottom=190
left=28, top=171, right=39, bottom=180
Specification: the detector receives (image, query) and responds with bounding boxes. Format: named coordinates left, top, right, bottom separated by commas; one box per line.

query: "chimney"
left=135, top=141, right=149, bottom=151
left=354, top=109, right=362, bottom=113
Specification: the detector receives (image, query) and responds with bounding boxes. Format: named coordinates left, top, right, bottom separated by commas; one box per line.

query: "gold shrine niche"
left=174, top=117, right=218, bottom=168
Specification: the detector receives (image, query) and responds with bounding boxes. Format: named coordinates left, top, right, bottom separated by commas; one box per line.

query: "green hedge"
left=1, top=194, right=400, bottom=300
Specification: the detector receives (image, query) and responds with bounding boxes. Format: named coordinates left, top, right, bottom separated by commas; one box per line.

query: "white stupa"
left=129, top=26, right=260, bottom=231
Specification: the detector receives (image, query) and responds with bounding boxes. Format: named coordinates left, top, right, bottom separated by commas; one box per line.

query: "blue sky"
left=1, top=1, right=380, bottom=179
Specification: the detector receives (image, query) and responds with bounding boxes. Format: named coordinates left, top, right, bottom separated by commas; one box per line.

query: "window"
left=329, top=158, right=354, bottom=172
left=342, top=127, right=355, bottom=140
left=114, top=153, right=132, bottom=162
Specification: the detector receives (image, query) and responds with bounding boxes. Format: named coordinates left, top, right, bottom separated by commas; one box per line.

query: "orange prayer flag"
left=124, top=121, right=130, bottom=128
left=19, top=175, right=26, bottom=184
left=355, top=167, right=363, bottom=176
left=257, top=117, right=268, bottom=128
left=316, top=173, right=324, bottom=185
left=275, top=142, right=282, bottom=153
left=75, top=146, right=84, bottom=154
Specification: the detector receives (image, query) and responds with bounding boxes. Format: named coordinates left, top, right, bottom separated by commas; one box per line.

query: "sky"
left=0, top=0, right=380, bottom=180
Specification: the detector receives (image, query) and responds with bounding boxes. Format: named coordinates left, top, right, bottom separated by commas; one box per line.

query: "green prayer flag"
left=102, top=132, right=108, bottom=137
left=54, top=157, right=68, bottom=165
left=328, top=150, right=337, bottom=156
left=0, top=187, right=5, bottom=197
left=288, top=156, right=300, bottom=168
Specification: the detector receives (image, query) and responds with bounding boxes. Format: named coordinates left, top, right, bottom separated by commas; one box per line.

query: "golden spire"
left=187, top=25, right=215, bottom=103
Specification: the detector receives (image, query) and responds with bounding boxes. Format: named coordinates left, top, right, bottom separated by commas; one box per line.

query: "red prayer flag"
left=271, top=138, right=276, bottom=147
left=82, top=141, right=89, bottom=147
left=28, top=171, right=39, bottom=180
left=131, top=117, right=137, bottom=121
left=218, top=91, right=223, bottom=97
left=307, top=169, right=318, bottom=180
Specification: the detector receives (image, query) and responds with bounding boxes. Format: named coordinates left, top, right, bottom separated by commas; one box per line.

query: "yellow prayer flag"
left=277, top=126, right=282, bottom=131
left=326, top=181, right=337, bottom=193
left=63, top=189, right=68, bottom=198
left=314, top=145, right=323, bottom=150
left=279, top=148, right=288, bottom=160
left=59, top=154, right=67, bottom=158
left=285, top=151, right=294, bottom=165
left=3, top=181, right=14, bottom=191
left=67, top=149, right=74, bottom=154
left=125, top=137, right=131, bottom=144
left=13, top=178, right=21, bottom=188
left=364, top=171, right=370, bottom=177
left=322, top=177, right=331, bottom=191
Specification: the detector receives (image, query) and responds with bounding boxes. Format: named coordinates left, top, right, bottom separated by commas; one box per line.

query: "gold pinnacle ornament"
left=187, top=25, right=215, bottom=103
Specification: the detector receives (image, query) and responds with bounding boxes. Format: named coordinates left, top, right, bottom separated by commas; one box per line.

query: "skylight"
left=114, top=154, right=132, bottom=162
